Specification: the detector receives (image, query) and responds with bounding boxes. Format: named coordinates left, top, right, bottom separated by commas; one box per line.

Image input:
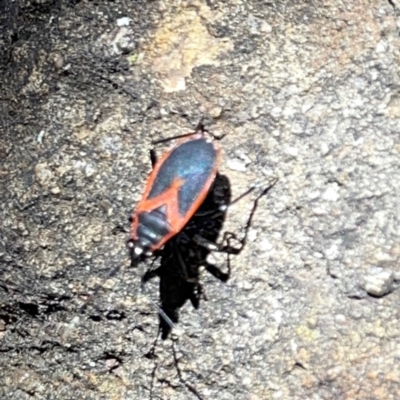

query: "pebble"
left=117, top=17, right=131, bottom=27
left=322, top=184, right=340, bottom=202
left=227, top=159, right=246, bottom=172
left=361, top=266, right=394, bottom=297
left=34, top=163, right=52, bottom=186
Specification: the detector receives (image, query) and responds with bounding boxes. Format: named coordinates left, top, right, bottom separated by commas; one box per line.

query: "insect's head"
left=126, top=238, right=153, bottom=267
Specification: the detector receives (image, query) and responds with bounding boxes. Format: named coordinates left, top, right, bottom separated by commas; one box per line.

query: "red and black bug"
left=126, top=119, right=277, bottom=338
left=127, top=122, right=221, bottom=264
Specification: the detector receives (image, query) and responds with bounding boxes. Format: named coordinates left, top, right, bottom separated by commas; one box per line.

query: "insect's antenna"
left=218, top=186, right=256, bottom=213
left=140, top=280, right=176, bottom=331
left=240, top=178, right=279, bottom=248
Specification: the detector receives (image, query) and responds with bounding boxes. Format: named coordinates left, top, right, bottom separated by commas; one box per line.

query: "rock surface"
left=1, top=1, right=400, bottom=399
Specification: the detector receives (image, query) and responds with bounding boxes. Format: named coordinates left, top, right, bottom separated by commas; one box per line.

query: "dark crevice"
left=105, top=310, right=126, bottom=320
left=18, top=302, right=39, bottom=317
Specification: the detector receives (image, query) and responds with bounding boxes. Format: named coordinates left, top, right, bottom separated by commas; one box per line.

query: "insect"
left=127, top=121, right=221, bottom=265
left=127, top=120, right=277, bottom=335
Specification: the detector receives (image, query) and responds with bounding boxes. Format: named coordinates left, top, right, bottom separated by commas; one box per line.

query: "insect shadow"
left=141, top=175, right=278, bottom=340
left=141, top=172, right=233, bottom=339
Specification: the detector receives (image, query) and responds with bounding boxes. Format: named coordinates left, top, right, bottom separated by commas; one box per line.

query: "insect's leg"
left=191, top=231, right=239, bottom=253
left=227, top=178, right=278, bottom=251
left=152, top=114, right=223, bottom=145
left=152, top=131, right=198, bottom=145
left=150, top=149, right=157, bottom=168
left=198, top=234, right=235, bottom=284
left=190, top=193, right=249, bottom=219
left=193, top=114, right=227, bottom=140
left=203, top=261, right=230, bottom=282
left=192, top=234, right=221, bottom=251
left=190, top=183, right=258, bottom=223
left=194, top=114, right=205, bottom=131
left=202, top=178, right=279, bottom=254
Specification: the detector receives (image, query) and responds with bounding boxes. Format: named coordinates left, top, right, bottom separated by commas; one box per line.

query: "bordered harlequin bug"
left=127, top=120, right=222, bottom=264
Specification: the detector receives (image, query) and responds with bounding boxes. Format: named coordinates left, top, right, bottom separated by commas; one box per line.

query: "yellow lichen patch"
left=141, top=2, right=232, bottom=92
left=74, top=126, right=93, bottom=141
left=295, top=324, right=319, bottom=342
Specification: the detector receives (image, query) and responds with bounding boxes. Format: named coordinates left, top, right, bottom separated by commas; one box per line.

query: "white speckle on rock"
left=270, top=107, right=282, bottom=118
left=301, top=98, right=315, bottom=113
left=324, top=244, right=339, bottom=260
left=50, top=186, right=61, bottom=194
left=234, top=150, right=252, bottom=165
left=261, top=167, right=274, bottom=177
left=247, top=229, right=258, bottom=242
left=354, top=137, right=364, bottom=146
left=285, top=146, right=298, bottom=157
left=272, top=391, right=283, bottom=399
left=326, top=366, right=343, bottom=380
left=308, top=191, right=320, bottom=200
left=291, top=123, right=304, bottom=135
left=208, top=105, right=222, bottom=118
left=113, top=27, right=134, bottom=54
left=100, top=136, right=122, bottom=154
left=312, top=206, right=328, bottom=216
left=37, top=130, right=45, bottom=144
left=322, top=184, right=340, bottom=202
left=260, top=21, right=272, bottom=33
left=259, top=238, right=273, bottom=252
left=242, top=376, right=252, bottom=386
left=271, top=129, right=280, bottom=137
left=242, top=280, right=253, bottom=291
left=375, top=39, right=388, bottom=53
left=84, top=163, right=96, bottom=177
left=313, top=252, right=323, bottom=259
left=335, top=314, right=346, bottom=324
left=227, top=159, right=246, bottom=172
left=271, top=310, right=283, bottom=324
left=320, top=142, right=330, bottom=156
left=361, top=266, right=394, bottom=297
left=393, top=270, right=400, bottom=281
left=117, top=17, right=131, bottom=27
